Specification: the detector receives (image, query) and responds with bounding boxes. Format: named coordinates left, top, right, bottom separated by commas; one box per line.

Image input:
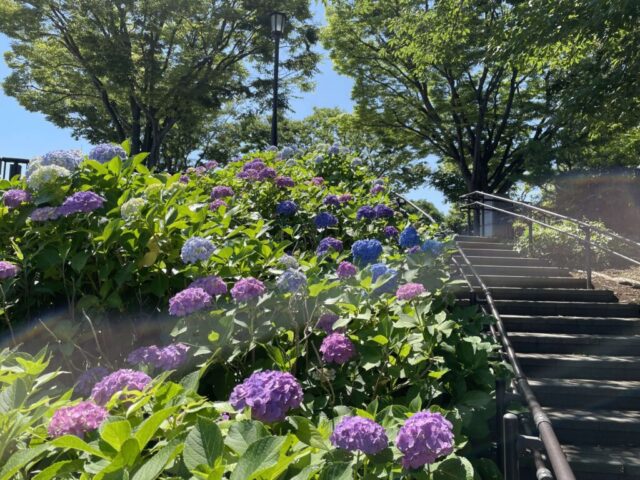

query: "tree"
left=201, top=107, right=430, bottom=192
left=0, top=0, right=319, bottom=168
left=323, top=0, right=558, bottom=202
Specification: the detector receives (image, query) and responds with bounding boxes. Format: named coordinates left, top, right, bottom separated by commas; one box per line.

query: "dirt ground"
left=572, top=266, right=640, bottom=304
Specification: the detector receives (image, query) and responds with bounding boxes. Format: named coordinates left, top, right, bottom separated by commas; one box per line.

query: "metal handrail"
left=391, top=192, right=438, bottom=224
left=455, top=246, right=575, bottom=480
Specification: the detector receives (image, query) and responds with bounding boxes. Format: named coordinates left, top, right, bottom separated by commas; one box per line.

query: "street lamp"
left=270, top=11, right=287, bottom=147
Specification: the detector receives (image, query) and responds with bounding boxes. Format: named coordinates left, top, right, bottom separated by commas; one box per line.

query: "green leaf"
left=433, top=456, right=475, bottom=480
left=459, top=390, right=491, bottom=408
left=0, top=378, right=27, bottom=413
left=370, top=334, right=389, bottom=345
left=134, top=407, right=177, bottom=451
left=131, top=439, right=182, bottom=480
left=70, top=251, right=91, bottom=273
left=229, top=436, right=287, bottom=480
left=0, top=444, right=49, bottom=480
left=318, top=462, right=353, bottom=480
left=33, top=460, right=84, bottom=480
left=288, top=416, right=329, bottom=450
left=225, top=420, right=268, bottom=455
left=100, top=420, right=133, bottom=451
left=183, top=416, right=224, bottom=472
left=51, top=435, right=109, bottom=459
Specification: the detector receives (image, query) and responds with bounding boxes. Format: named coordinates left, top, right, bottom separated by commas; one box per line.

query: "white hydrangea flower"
left=26, top=165, right=71, bottom=192
left=143, top=183, right=163, bottom=198
left=121, top=198, right=146, bottom=220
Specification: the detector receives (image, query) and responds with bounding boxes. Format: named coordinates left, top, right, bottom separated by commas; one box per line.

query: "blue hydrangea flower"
left=276, top=200, right=298, bottom=217
left=356, top=206, right=376, bottom=221
left=181, top=237, right=215, bottom=264
left=374, top=204, right=394, bottom=218
left=399, top=226, right=421, bottom=248
left=370, top=263, right=399, bottom=295
left=351, top=239, right=383, bottom=265
left=328, top=144, right=340, bottom=155
left=277, top=269, right=307, bottom=293
left=40, top=149, right=84, bottom=171
left=88, top=144, right=127, bottom=163
left=278, top=146, right=296, bottom=160
left=317, top=237, right=344, bottom=256
left=315, top=212, right=338, bottom=229
left=422, top=239, right=444, bottom=256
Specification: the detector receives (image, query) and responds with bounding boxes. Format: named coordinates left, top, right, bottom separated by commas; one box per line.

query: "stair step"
left=529, top=378, right=640, bottom=410
left=502, top=315, right=640, bottom=335
left=467, top=275, right=587, bottom=288
left=457, top=248, right=522, bottom=257
left=452, top=255, right=548, bottom=266
left=510, top=332, right=640, bottom=355
left=519, top=353, right=640, bottom=380
left=496, top=300, right=640, bottom=317
left=457, top=241, right=514, bottom=250
left=454, top=235, right=498, bottom=242
left=561, top=444, right=640, bottom=479
left=460, top=265, right=572, bottom=277
left=457, top=287, right=617, bottom=302
left=546, top=408, right=640, bottom=447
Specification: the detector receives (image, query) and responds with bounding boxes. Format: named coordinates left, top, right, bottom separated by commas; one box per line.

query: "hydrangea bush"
left=0, top=144, right=502, bottom=479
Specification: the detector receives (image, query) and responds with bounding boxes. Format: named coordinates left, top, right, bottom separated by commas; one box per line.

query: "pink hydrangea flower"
left=396, top=283, right=427, bottom=301
left=48, top=401, right=108, bottom=438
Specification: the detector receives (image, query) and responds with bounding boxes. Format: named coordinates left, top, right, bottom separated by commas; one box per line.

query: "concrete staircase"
left=454, top=235, right=640, bottom=480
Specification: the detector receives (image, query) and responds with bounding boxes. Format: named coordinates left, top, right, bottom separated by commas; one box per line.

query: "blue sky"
left=0, top=1, right=448, bottom=211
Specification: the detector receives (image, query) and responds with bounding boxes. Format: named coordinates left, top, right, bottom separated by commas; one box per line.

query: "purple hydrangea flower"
left=41, top=149, right=84, bottom=171
left=74, top=367, right=110, bottom=397
left=323, top=195, right=340, bottom=207
left=57, top=191, right=105, bottom=216
left=229, top=370, right=303, bottom=422
left=209, top=199, right=227, bottom=210
left=0, top=261, right=19, bottom=280
left=205, top=160, right=219, bottom=170
left=320, top=333, right=356, bottom=365
left=91, top=369, right=152, bottom=405
left=396, top=411, right=455, bottom=469
left=277, top=269, right=307, bottom=293
left=179, top=174, right=189, bottom=184
left=328, top=144, right=340, bottom=155
left=407, top=246, right=421, bottom=254
left=374, top=204, right=394, bottom=218
left=88, top=144, right=127, bottom=164
left=316, top=312, right=340, bottom=333
left=190, top=276, right=227, bottom=296
left=422, top=239, right=444, bottom=256
left=168, top=287, right=212, bottom=316
left=48, top=401, right=108, bottom=438
left=315, top=212, right=338, bottom=229
left=127, top=343, right=190, bottom=370
left=384, top=226, right=399, bottom=238
left=211, top=186, right=234, bottom=199
left=396, top=283, right=427, bottom=301
left=275, top=176, right=295, bottom=188
left=337, top=261, right=357, bottom=279
left=231, top=277, right=266, bottom=302
left=399, top=226, right=421, bottom=248
left=276, top=200, right=298, bottom=217
left=181, top=237, right=215, bottom=264
left=30, top=207, right=61, bottom=222
left=317, top=237, right=344, bottom=256
left=256, top=167, right=277, bottom=180
left=370, top=184, right=385, bottom=195
left=338, top=193, right=353, bottom=204
left=311, top=177, right=324, bottom=186
left=356, top=206, right=376, bottom=221
left=278, top=146, right=296, bottom=160
left=330, top=416, right=389, bottom=455
left=351, top=239, right=383, bottom=265
left=3, top=189, right=31, bottom=208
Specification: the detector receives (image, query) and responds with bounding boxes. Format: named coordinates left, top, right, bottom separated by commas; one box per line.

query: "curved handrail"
left=391, top=192, right=438, bottom=224
left=455, top=246, right=576, bottom=480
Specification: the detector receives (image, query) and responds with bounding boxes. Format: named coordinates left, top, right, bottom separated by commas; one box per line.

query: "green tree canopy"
left=0, top=0, right=319, bottom=168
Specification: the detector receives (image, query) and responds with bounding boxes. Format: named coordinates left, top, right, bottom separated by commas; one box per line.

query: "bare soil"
left=572, top=266, right=640, bottom=304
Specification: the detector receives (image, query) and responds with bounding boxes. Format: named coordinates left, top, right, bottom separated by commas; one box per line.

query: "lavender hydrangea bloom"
left=323, top=195, right=340, bottom=207
left=275, top=176, right=295, bottom=188
left=314, top=155, right=324, bottom=164
left=370, top=184, right=385, bottom=195
left=396, top=411, right=455, bottom=469
left=277, top=269, right=307, bottom=293
left=91, top=369, right=152, bottom=405
left=179, top=174, right=189, bottom=184
left=190, top=276, right=227, bottom=296
left=211, top=186, right=234, bottom=199
left=351, top=239, right=383, bottom=265
left=168, top=287, right=212, bottom=316
left=374, top=204, right=394, bottom=218
left=279, top=254, right=299, bottom=269
left=231, top=277, right=266, bottom=302
left=328, top=144, right=341, bottom=155
left=127, top=343, right=190, bottom=370
left=320, top=332, right=356, bottom=365
left=407, top=246, right=421, bottom=254
left=370, top=264, right=399, bottom=295
left=279, top=146, right=296, bottom=160
left=229, top=370, right=302, bottom=422
left=74, top=367, right=110, bottom=397
left=0, top=261, right=19, bottom=280
left=88, top=144, right=127, bottom=164
left=3, top=189, right=31, bottom=208
left=399, top=226, right=421, bottom=248
left=351, top=158, right=363, bottom=167
left=316, top=312, right=340, bottom=333
left=30, top=206, right=61, bottom=222
left=41, top=149, right=84, bottom=171
left=181, top=237, right=215, bottom=263
left=276, top=200, right=298, bottom=217
left=316, top=237, right=343, bottom=256
left=58, top=191, right=105, bottom=216
left=384, top=226, right=399, bottom=238
left=257, top=167, right=277, bottom=180
left=422, top=239, right=444, bottom=256
left=338, top=193, right=353, bottom=204
left=266, top=145, right=279, bottom=153
left=209, top=199, right=227, bottom=210
left=311, top=177, right=324, bottom=186
left=337, top=261, right=357, bottom=279
left=356, top=206, right=376, bottom=221
left=48, top=401, right=108, bottom=438
left=396, top=283, right=426, bottom=301
left=330, top=416, right=388, bottom=455
left=315, top=212, right=338, bottom=229
left=205, top=160, right=219, bottom=170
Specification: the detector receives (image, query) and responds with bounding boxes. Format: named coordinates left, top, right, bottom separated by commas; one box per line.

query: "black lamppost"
left=270, top=12, right=287, bottom=147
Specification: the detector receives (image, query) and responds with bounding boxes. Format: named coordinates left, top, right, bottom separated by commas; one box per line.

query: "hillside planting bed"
left=0, top=145, right=501, bottom=479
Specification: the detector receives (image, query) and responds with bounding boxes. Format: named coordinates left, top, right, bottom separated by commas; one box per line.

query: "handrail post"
left=584, top=226, right=592, bottom=289
left=496, top=379, right=506, bottom=472
left=504, top=413, right=520, bottom=480
left=528, top=220, right=534, bottom=255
